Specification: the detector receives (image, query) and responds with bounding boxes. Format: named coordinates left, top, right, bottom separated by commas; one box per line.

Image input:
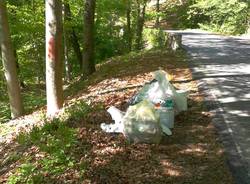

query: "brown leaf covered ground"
left=0, top=50, right=233, bottom=183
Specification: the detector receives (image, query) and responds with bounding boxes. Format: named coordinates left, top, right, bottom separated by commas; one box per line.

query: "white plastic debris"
left=100, top=106, right=125, bottom=133
left=100, top=70, right=188, bottom=143
left=107, top=106, right=125, bottom=124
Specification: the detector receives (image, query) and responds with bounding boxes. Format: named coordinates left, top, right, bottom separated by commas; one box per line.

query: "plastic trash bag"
left=129, top=70, right=177, bottom=106
left=100, top=106, right=125, bottom=133
left=128, top=79, right=157, bottom=105
left=153, top=70, right=188, bottom=113
left=123, top=100, right=164, bottom=144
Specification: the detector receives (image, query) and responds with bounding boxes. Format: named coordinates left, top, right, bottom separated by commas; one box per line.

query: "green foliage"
left=95, top=0, right=128, bottom=62
left=61, top=101, right=93, bottom=122
left=189, top=0, right=249, bottom=35
left=143, top=28, right=167, bottom=49
left=161, top=0, right=201, bottom=29
left=12, top=122, right=77, bottom=183
left=8, top=0, right=46, bottom=83
left=9, top=100, right=94, bottom=183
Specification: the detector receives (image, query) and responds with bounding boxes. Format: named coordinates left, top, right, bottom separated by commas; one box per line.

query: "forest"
left=0, top=0, right=249, bottom=122
left=0, top=0, right=249, bottom=183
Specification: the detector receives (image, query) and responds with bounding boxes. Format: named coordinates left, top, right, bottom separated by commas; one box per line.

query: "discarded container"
left=175, top=90, right=188, bottom=113
left=157, top=107, right=175, bottom=129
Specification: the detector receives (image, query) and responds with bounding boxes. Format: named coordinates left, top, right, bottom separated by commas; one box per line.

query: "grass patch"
left=7, top=101, right=93, bottom=184
left=0, top=49, right=233, bottom=184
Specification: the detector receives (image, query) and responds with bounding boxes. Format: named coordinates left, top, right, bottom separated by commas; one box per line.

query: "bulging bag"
left=123, top=100, right=162, bottom=144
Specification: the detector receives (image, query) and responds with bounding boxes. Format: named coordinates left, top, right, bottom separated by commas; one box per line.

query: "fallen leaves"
left=0, top=50, right=233, bottom=184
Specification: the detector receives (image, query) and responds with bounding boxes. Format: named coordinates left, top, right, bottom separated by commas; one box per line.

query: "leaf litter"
left=0, top=50, right=233, bottom=183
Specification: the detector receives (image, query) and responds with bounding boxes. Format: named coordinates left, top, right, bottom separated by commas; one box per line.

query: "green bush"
left=189, top=0, right=249, bottom=35
left=143, top=28, right=167, bottom=49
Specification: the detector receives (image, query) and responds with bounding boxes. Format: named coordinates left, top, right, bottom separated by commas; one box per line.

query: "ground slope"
left=0, top=50, right=233, bottom=183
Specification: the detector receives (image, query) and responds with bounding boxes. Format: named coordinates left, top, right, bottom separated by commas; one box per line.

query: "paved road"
left=180, top=30, right=250, bottom=184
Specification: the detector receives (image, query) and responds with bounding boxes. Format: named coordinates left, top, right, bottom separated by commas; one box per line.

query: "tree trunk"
left=155, top=0, right=160, bottom=27
left=135, top=0, right=147, bottom=50
left=126, top=0, right=132, bottom=52
left=82, top=0, right=96, bottom=77
left=0, top=0, right=24, bottom=119
left=71, top=30, right=82, bottom=69
left=63, top=29, right=71, bottom=81
left=45, top=0, right=64, bottom=116
left=63, top=3, right=72, bottom=81
left=14, top=49, right=25, bottom=88
left=64, top=3, right=82, bottom=70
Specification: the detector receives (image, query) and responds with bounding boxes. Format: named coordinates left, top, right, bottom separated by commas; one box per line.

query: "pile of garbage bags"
left=100, top=70, right=188, bottom=144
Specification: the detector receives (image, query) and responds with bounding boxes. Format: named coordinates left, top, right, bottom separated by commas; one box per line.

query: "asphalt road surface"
left=180, top=30, right=250, bottom=184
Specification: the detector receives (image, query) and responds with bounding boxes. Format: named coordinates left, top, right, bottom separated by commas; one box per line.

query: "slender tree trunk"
left=155, top=0, right=160, bottom=27
left=71, top=30, right=82, bottom=69
left=14, top=49, right=25, bottom=88
left=82, top=0, right=96, bottom=77
left=45, top=0, right=64, bottom=116
left=63, top=3, right=72, bottom=81
left=126, top=0, right=132, bottom=52
left=0, top=0, right=24, bottom=119
left=135, top=0, right=147, bottom=50
left=63, top=29, right=71, bottom=81
left=64, top=3, right=82, bottom=69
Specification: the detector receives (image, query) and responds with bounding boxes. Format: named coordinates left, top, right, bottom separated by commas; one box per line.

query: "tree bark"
left=64, top=3, right=82, bottom=69
left=126, top=0, right=132, bottom=52
left=63, top=29, right=71, bottom=81
left=63, top=3, right=72, bottom=81
left=45, top=0, right=64, bottom=116
left=71, top=30, right=82, bottom=69
left=0, top=0, right=24, bottom=119
left=14, top=49, right=25, bottom=88
left=155, top=0, right=160, bottom=27
left=135, top=0, right=147, bottom=50
left=82, top=0, right=96, bottom=77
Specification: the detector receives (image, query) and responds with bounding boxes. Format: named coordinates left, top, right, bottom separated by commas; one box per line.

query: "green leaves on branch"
left=189, top=0, right=249, bottom=35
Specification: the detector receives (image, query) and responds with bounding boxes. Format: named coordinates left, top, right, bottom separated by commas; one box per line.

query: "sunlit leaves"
left=189, top=0, right=249, bottom=34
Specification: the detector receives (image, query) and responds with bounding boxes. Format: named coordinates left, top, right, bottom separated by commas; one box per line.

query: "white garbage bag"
left=123, top=100, right=166, bottom=144
left=154, top=70, right=188, bottom=113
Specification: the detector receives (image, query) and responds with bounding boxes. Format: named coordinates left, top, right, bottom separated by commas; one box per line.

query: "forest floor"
left=0, top=49, right=233, bottom=183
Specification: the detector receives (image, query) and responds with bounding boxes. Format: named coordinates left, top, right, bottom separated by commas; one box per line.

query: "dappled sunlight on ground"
left=0, top=50, right=233, bottom=183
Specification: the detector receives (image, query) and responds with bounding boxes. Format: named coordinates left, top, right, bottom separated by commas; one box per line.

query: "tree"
left=135, top=0, right=147, bottom=50
left=0, top=0, right=24, bottom=119
left=155, top=0, right=160, bottom=27
left=126, top=0, right=132, bottom=52
left=63, top=2, right=82, bottom=71
left=82, top=0, right=96, bottom=77
left=45, top=0, right=64, bottom=116
left=63, top=3, right=72, bottom=81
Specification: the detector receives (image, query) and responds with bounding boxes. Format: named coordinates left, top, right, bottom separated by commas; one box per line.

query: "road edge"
left=182, top=45, right=250, bottom=184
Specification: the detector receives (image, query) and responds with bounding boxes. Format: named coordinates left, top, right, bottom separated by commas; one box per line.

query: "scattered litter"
left=123, top=100, right=163, bottom=144
left=100, top=70, right=188, bottom=144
